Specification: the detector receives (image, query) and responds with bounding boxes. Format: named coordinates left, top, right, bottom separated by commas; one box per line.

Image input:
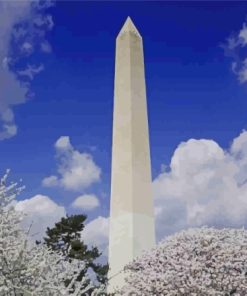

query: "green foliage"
left=37, top=214, right=109, bottom=294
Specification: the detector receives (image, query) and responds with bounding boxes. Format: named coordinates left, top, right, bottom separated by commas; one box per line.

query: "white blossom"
left=118, top=226, right=247, bottom=295
left=0, top=171, right=105, bottom=295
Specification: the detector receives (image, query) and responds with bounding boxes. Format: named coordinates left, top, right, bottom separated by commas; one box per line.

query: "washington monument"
left=108, top=17, right=156, bottom=292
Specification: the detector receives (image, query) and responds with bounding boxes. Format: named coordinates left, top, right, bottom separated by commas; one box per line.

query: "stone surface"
left=107, top=17, right=156, bottom=293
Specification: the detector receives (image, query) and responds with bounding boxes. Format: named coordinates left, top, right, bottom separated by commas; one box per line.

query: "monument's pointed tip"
left=117, top=16, right=141, bottom=38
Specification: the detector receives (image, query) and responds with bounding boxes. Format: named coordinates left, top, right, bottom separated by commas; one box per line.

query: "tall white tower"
left=108, top=17, right=156, bottom=293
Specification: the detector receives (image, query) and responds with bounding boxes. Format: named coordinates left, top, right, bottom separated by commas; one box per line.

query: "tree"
left=117, top=226, right=247, bottom=295
left=0, top=170, right=103, bottom=295
left=38, top=214, right=109, bottom=294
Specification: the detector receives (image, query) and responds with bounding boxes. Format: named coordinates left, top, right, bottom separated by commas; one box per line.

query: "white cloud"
left=224, top=20, right=247, bottom=83
left=0, top=1, right=54, bottom=140
left=82, top=216, right=109, bottom=261
left=153, top=130, right=247, bottom=242
left=33, top=13, right=54, bottom=30
left=42, top=136, right=101, bottom=191
left=42, top=175, right=58, bottom=187
left=55, top=136, right=72, bottom=150
left=15, top=194, right=66, bottom=241
left=36, top=130, right=247, bottom=262
left=21, top=42, right=33, bottom=55
left=64, top=130, right=247, bottom=260
left=71, top=194, right=100, bottom=210
left=18, top=64, right=44, bottom=80
left=239, top=23, right=247, bottom=46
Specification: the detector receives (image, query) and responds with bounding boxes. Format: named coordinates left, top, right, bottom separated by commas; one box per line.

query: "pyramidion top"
left=117, top=16, right=142, bottom=38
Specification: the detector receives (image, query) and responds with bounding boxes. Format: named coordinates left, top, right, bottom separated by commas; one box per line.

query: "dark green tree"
left=36, top=214, right=109, bottom=294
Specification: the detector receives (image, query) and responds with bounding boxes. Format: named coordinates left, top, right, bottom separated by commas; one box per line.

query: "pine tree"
left=37, top=214, right=109, bottom=294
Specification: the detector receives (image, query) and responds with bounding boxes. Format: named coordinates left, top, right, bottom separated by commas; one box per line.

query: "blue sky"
left=2, top=1, right=247, bottom=258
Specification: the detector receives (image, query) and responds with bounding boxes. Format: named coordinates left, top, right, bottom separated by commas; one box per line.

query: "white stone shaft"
left=108, top=17, right=156, bottom=293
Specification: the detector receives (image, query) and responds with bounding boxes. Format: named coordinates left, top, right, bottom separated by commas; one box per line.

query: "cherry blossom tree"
left=0, top=170, right=106, bottom=295
left=118, top=226, right=247, bottom=295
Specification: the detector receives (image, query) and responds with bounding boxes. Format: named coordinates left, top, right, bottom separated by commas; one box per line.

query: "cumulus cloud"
left=153, top=130, right=247, bottom=242
left=223, top=19, right=247, bottom=83
left=78, top=130, right=247, bottom=260
left=34, top=130, right=247, bottom=261
left=15, top=194, right=66, bottom=241
left=0, top=0, right=54, bottom=140
left=71, top=194, right=100, bottom=210
left=82, top=216, right=109, bottom=261
left=42, top=136, right=101, bottom=191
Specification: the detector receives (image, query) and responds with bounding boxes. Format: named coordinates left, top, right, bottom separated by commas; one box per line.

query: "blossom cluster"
left=119, top=226, right=247, bottom=295
left=0, top=171, right=105, bottom=295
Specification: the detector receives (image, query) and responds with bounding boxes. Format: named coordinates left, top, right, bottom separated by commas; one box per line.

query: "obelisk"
left=108, top=17, right=156, bottom=293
